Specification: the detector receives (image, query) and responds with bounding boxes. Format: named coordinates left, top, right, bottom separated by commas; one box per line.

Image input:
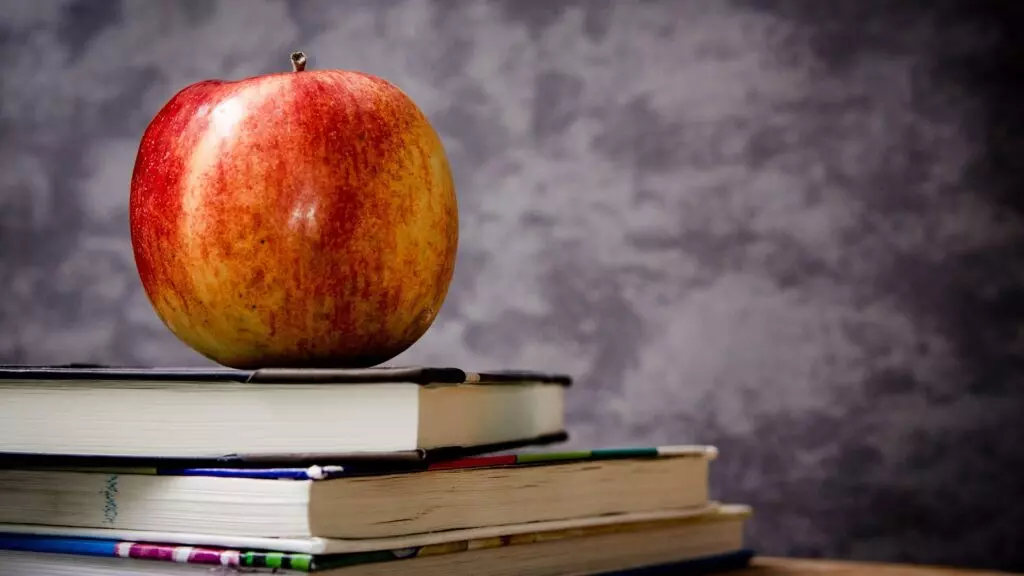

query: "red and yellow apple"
left=129, top=52, right=457, bottom=369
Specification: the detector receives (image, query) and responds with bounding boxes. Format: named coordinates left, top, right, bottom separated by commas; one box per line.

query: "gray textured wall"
left=2, top=0, right=1023, bottom=571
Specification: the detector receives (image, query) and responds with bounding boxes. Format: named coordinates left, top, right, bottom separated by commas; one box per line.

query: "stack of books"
left=0, top=364, right=754, bottom=575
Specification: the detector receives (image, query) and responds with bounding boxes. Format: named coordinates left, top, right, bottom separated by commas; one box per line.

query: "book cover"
left=0, top=431, right=572, bottom=470
left=0, top=364, right=572, bottom=387
left=2, top=445, right=717, bottom=480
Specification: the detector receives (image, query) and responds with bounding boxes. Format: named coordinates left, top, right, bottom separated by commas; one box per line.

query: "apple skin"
left=129, top=55, right=457, bottom=369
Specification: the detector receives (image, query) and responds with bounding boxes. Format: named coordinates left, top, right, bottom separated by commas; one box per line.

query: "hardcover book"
left=0, top=365, right=570, bottom=462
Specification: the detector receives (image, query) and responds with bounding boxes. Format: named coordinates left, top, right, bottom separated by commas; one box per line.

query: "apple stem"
left=291, top=51, right=307, bottom=72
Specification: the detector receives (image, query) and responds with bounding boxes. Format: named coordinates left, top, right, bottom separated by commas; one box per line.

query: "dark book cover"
left=0, top=363, right=572, bottom=387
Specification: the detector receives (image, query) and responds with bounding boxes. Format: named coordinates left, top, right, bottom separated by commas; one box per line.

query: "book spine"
left=164, top=465, right=346, bottom=480
left=0, top=535, right=314, bottom=572
left=120, top=544, right=313, bottom=572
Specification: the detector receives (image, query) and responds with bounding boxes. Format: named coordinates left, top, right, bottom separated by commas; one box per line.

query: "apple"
left=129, top=52, right=458, bottom=369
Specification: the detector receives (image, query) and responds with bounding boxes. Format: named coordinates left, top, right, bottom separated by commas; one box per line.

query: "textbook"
left=0, top=446, right=716, bottom=539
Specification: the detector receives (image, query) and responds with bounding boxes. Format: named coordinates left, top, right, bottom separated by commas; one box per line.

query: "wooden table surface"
left=723, top=557, right=1018, bottom=575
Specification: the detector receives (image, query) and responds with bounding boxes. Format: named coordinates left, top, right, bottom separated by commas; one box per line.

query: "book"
left=0, top=505, right=753, bottom=575
left=0, top=365, right=570, bottom=460
left=0, top=446, right=716, bottom=539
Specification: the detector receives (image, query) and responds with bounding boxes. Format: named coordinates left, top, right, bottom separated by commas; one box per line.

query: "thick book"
left=0, top=365, right=570, bottom=461
left=0, top=446, right=716, bottom=539
left=0, top=505, right=753, bottom=575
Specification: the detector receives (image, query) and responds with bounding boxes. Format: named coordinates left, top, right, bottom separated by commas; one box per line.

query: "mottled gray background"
left=2, top=0, right=1023, bottom=571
